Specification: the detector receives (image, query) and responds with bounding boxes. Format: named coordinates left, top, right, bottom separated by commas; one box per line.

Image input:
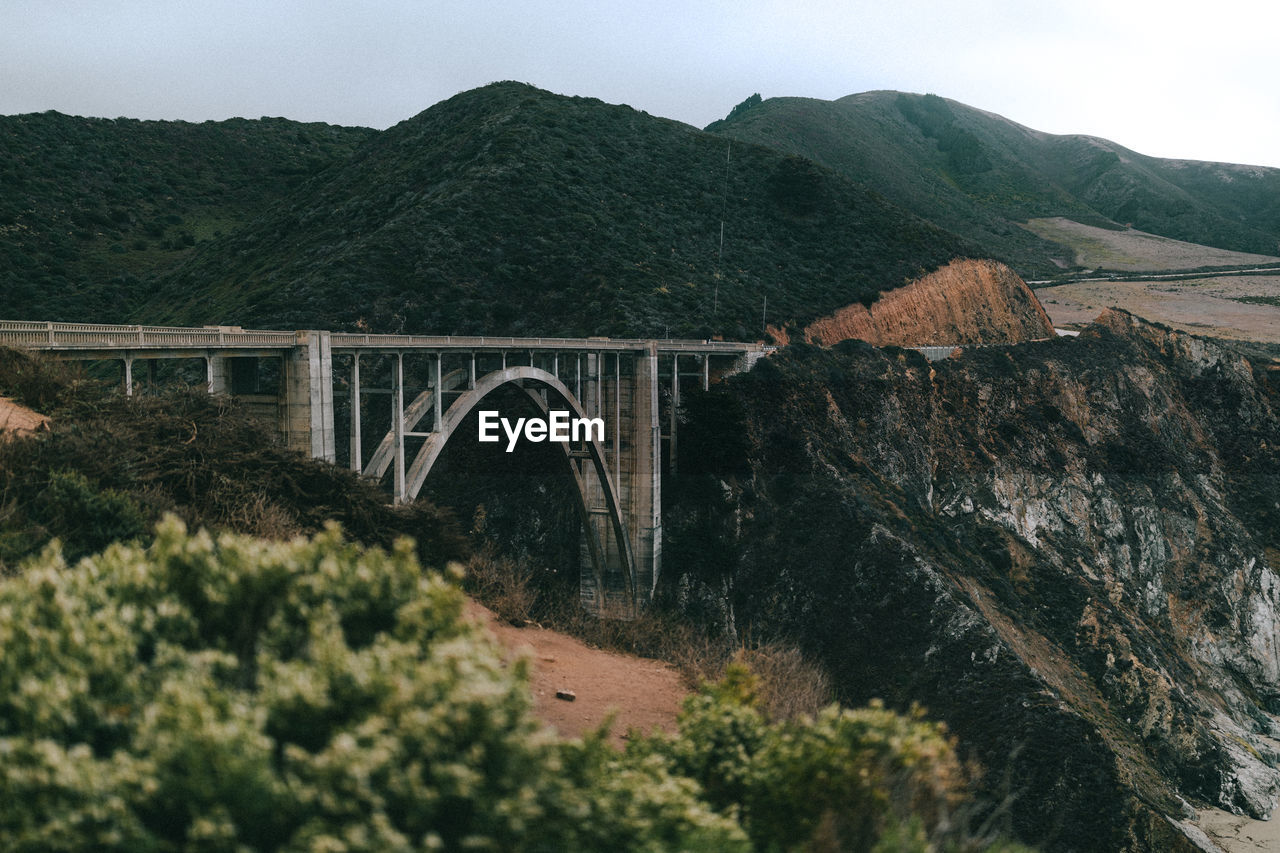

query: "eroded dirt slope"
left=789, top=258, right=1056, bottom=347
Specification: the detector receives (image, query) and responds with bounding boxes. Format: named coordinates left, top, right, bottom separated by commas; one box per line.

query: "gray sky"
left=3, top=0, right=1278, bottom=167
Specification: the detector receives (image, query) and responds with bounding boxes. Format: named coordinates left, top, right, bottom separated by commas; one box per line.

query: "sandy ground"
left=0, top=397, right=49, bottom=437
left=1192, top=807, right=1280, bottom=852
left=465, top=599, right=687, bottom=746
left=1038, top=275, right=1280, bottom=344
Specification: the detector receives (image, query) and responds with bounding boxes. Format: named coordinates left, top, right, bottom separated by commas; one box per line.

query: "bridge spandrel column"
left=283, top=331, right=336, bottom=463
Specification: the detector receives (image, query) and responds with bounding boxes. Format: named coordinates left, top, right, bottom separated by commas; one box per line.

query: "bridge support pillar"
left=628, top=343, right=661, bottom=602
left=283, top=331, right=335, bottom=462
left=575, top=346, right=661, bottom=613
left=122, top=356, right=134, bottom=397
left=207, top=355, right=230, bottom=395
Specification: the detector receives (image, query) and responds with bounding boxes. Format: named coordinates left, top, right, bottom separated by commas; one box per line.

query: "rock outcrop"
left=665, top=310, right=1280, bottom=852
left=796, top=258, right=1056, bottom=347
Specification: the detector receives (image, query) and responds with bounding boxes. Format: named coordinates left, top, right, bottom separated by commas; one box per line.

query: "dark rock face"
left=665, top=311, right=1280, bottom=851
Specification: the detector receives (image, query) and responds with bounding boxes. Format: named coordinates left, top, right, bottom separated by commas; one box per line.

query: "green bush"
left=27, top=470, right=148, bottom=563
left=0, top=518, right=745, bottom=852
left=628, top=665, right=1034, bottom=853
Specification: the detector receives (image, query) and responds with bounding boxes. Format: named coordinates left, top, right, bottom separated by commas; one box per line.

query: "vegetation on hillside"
left=1, top=84, right=973, bottom=339
left=141, top=83, right=973, bottom=339
left=6, top=85, right=1280, bottom=336
left=0, top=348, right=464, bottom=572
left=0, top=110, right=373, bottom=321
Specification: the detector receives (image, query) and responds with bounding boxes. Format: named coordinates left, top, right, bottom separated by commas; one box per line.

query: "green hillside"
left=0, top=111, right=375, bottom=321
left=707, top=91, right=1280, bottom=277
left=140, top=83, right=972, bottom=338
left=15, top=84, right=1275, bottom=337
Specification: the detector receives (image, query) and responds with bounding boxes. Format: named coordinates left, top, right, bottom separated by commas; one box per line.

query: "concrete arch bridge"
left=1, top=321, right=769, bottom=613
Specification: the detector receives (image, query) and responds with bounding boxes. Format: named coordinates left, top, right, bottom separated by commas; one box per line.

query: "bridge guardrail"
left=0, top=321, right=298, bottom=350
left=0, top=321, right=769, bottom=355
left=329, top=332, right=769, bottom=354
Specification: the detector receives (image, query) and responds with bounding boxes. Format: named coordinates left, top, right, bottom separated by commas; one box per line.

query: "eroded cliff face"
left=665, top=311, right=1280, bottom=852
left=790, top=258, right=1056, bottom=347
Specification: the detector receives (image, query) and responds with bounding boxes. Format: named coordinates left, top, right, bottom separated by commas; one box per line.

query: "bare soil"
left=787, top=258, right=1054, bottom=347
left=1037, top=275, right=1280, bottom=344
left=0, top=397, right=49, bottom=438
left=465, top=599, right=687, bottom=746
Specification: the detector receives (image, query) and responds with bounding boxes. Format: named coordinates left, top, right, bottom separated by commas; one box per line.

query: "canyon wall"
left=666, top=312, right=1280, bottom=851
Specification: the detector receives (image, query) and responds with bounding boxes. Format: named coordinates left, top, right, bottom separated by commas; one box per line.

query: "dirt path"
left=466, top=599, right=688, bottom=746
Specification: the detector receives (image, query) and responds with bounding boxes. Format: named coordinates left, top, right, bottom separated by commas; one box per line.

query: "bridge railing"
left=911, top=345, right=961, bottom=361
left=1, top=321, right=770, bottom=355
left=0, top=321, right=298, bottom=350
left=326, top=333, right=769, bottom=354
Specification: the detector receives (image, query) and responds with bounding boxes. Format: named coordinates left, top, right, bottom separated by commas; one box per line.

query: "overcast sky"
left=3, top=0, right=1277, bottom=168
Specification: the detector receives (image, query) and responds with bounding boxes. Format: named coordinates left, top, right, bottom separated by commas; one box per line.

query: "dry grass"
left=464, top=544, right=537, bottom=626
left=736, top=641, right=834, bottom=722
left=462, top=546, right=836, bottom=705
left=1024, top=217, right=1280, bottom=272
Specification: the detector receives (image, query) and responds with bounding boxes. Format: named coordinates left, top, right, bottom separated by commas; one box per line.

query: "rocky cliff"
left=665, top=311, right=1280, bottom=851
left=783, top=258, right=1056, bottom=347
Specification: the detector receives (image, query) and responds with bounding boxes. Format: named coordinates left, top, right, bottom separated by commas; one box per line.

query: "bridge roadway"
left=1, top=320, right=771, bottom=614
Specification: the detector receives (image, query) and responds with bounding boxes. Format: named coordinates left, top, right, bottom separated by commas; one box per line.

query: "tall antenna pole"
left=717, top=141, right=731, bottom=269
left=762, top=294, right=767, bottom=332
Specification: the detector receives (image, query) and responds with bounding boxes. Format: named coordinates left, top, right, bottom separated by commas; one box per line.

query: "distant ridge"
left=708, top=91, right=1280, bottom=278
left=8, top=83, right=1279, bottom=338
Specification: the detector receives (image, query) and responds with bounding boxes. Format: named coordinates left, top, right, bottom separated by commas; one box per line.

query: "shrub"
left=464, top=542, right=536, bottom=625
left=0, top=347, right=83, bottom=413
left=26, top=470, right=148, bottom=563
left=629, top=664, right=1034, bottom=853
left=735, top=641, right=833, bottom=722
left=0, top=518, right=745, bottom=852
left=0, top=378, right=468, bottom=569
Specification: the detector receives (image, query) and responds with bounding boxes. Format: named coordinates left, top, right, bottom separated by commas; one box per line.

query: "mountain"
left=8, top=85, right=1280, bottom=336
left=666, top=313, right=1280, bottom=851
left=708, top=91, right=1280, bottom=277
left=0, top=111, right=375, bottom=321
left=138, top=82, right=972, bottom=338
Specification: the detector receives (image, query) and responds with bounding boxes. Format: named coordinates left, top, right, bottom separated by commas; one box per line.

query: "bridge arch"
left=398, top=365, right=636, bottom=607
